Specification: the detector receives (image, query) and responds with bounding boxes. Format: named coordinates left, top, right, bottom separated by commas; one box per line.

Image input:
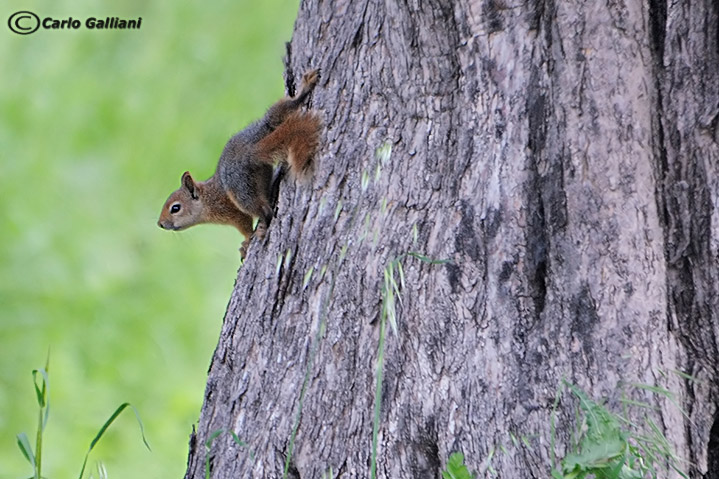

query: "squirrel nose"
left=157, top=220, right=166, bottom=229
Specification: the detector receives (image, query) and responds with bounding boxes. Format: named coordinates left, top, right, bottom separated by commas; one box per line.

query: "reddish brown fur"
left=255, top=111, right=323, bottom=174
left=199, top=177, right=254, bottom=237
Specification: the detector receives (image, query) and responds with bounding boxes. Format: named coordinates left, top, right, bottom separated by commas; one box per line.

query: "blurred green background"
left=1, top=0, right=298, bottom=477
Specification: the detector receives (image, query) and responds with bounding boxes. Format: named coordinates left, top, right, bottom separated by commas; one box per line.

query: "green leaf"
left=32, top=369, right=49, bottom=409
left=562, top=437, right=625, bottom=471
left=16, top=432, right=35, bottom=467
left=442, top=452, right=475, bottom=479
left=550, top=468, right=564, bottom=479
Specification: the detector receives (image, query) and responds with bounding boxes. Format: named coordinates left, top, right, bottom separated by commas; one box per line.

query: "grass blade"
left=382, top=268, right=397, bottom=336
left=32, top=368, right=51, bottom=433
left=78, top=402, right=151, bottom=479
left=204, top=429, right=224, bottom=479
left=31, top=366, right=50, bottom=479
left=229, top=431, right=247, bottom=447
left=370, top=307, right=387, bottom=479
left=303, top=265, right=314, bottom=289
left=396, top=260, right=405, bottom=292
left=407, top=252, right=450, bottom=264
left=206, top=429, right=223, bottom=448
left=671, top=369, right=700, bottom=383
left=550, top=380, right=565, bottom=470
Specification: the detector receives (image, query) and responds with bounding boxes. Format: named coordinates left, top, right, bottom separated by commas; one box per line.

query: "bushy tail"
left=255, top=111, right=322, bottom=174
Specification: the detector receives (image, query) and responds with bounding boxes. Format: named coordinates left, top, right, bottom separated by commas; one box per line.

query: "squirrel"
left=157, top=69, right=322, bottom=258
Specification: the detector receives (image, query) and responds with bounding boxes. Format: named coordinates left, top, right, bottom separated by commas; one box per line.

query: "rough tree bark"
left=184, top=1, right=719, bottom=477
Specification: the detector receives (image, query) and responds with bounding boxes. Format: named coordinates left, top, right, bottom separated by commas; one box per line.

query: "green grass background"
left=1, top=1, right=299, bottom=477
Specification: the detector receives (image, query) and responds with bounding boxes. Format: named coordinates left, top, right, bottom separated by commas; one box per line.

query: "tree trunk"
left=184, top=1, right=719, bottom=477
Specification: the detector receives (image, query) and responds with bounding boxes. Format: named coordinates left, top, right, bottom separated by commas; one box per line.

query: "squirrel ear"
left=181, top=171, right=199, bottom=200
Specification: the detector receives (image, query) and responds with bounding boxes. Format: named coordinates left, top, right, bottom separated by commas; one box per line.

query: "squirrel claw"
left=254, top=222, right=268, bottom=240
left=239, top=239, right=249, bottom=260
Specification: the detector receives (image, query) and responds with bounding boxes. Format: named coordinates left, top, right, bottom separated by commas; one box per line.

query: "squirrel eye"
left=170, top=203, right=181, bottom=214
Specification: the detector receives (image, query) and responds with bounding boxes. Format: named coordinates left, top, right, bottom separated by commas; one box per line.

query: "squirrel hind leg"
left=255, top=110, right=323, bottom=174
left=262, top=70, right=319, bottom=129
left=286, top=111, right=322, bottom=174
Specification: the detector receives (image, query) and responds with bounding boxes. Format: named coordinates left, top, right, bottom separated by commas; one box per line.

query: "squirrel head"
left=157, top=171, right=206, bottom=231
